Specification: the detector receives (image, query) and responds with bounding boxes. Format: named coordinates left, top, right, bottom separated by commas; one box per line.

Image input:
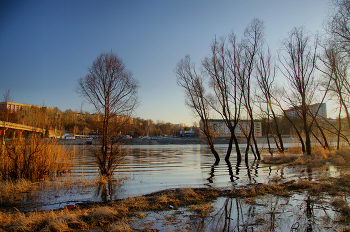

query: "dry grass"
left=228, top=183, right=286, bottom=198
left=3, top=163, right=350, bottom=231
left=262, top=146, right=350, bottom=167
left=108, top=222, right=133, bottom=232
left=0, top=137, right=72, bottom=181
left=0, top=178, right=36, bottom=204
left=0, top=187, right=220, bottom=231
left=328, top=148, right=350, bottom=166
left=189, top=203, right=214, bottom=217
left=262, top=153, right=299, bottom=165
left=119, top=188, right=218, bottom=212
left=2, top=175, right=350, bottom=231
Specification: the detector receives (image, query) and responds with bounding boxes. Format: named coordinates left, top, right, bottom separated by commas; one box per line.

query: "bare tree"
left=279, top=27, right=318, bottom=156
left=323, top=0, right=350, bottom=147
left=236, top=19, right=265, bottom=161
left=319, top=42, right=350, bottom=146
left=256, top=49, right=285, bottom=154
left=327, top=0, right=350, bottom=55
left=175, top=55, right=220, bottom=164
left=202, top=36, right=243, bottom=163
left=201, top=19, right=264, bottom=163
left=77, top=51, right=139, bottom=176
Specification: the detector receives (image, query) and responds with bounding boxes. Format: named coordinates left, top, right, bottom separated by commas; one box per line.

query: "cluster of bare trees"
left=176, top=0, right=350, bottom=164
left=176, top=19, right=266, bottom=164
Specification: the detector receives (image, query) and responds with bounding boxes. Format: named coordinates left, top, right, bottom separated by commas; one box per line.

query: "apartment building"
left=0, top=101, right=54, bottom=114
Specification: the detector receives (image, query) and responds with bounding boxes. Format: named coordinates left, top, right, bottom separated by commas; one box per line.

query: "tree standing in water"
left=175, top=55, right=220, bottom=164
left=78, top=51, right=139, bottom=176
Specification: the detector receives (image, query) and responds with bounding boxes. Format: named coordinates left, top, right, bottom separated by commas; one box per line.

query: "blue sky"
left=0, top=0, right=330, bottom=126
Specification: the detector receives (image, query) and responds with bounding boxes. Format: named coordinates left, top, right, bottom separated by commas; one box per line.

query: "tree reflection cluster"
left=128, top=190, right=344, bottom=231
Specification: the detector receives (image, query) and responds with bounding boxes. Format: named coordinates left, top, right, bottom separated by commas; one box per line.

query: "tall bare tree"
left=175, top=55, right=220, bottom=164
left=256, top=49, right=285, bottom=153
left=236, top=19, right=265, bottom=161
left=201, top=19, right=264, bottom=163
left=77, top=51, right=139, bottom=176
left=279, top=27, right=318, bottom=156
left=202, top=36, right=243, bottom=163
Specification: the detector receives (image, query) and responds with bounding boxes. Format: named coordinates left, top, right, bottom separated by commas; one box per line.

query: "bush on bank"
left=0, top=137, right=72, bottom=181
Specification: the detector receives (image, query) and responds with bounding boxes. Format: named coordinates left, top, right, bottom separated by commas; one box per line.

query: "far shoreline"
left=55, top=136, right=295, bottom=146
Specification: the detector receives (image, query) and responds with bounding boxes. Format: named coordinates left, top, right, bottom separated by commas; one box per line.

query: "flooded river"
left=2, top=144, right=345, bottom=212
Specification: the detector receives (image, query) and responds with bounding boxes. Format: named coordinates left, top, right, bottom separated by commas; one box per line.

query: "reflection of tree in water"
left=305, top=195, right=314, bottom=232
left=205, top=159, right=261, bottom=187
left=95, top=176, right=125, bottom=202
left=187, top=192, right=338, bottom=231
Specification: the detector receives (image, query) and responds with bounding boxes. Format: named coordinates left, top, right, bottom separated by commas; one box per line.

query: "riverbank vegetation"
left=0, top=137, right=72, bottom=181
left=262, top=146, right=350, bottom=167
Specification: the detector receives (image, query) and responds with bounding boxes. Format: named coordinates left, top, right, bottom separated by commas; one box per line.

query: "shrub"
left=0, top=137, right=72, bottom=181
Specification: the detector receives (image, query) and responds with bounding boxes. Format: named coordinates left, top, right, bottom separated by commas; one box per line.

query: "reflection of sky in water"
left=6, top=144, right=347, bottom=212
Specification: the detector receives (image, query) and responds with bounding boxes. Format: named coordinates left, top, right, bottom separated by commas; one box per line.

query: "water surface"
left=3, top=144, right=344, bottom=211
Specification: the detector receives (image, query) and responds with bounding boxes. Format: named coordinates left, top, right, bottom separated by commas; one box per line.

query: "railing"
left=0, top=121, right=45, bottom=133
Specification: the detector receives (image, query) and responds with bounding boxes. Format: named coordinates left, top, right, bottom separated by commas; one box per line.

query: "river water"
left=3, top=144, right=343, bottom=212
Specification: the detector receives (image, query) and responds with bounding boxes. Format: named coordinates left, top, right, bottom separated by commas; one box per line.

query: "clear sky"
left=0, top=0, right=331, bottom=126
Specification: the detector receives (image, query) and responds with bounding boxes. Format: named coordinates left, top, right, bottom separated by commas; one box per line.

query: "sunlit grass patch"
left=244, top=197, right=256, bottom=204
left=3, top=210, right=56, bottom=232
left=46, top=212, right=88, bottom=231
left=189, top=203, right=214, bottom=217
left=285, top=179, right=314, bottom=191
left=121, top=195, right=150, bottom=211
left=139, top=188, right=219, bottom=211
left=0, top=137, right=72, bottom=181
left=261, top=146, right=350, bottom=167
left=262, top=153, right=299, bottom=165
left=108, top=221, right=133, bottom=232
left=228, top=184, right=287, bottom=198
left=84, top=206, right=122, bottom=226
